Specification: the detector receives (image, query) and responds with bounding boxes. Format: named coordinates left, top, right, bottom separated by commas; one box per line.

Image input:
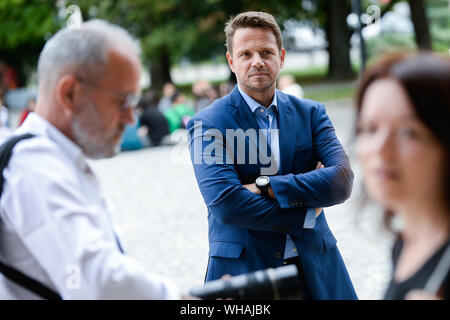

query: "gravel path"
left=89, top=99, right=394, bottom=300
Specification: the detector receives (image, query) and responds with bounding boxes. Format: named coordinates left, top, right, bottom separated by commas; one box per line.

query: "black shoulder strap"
left=0, top=133, right=62, bottom=300
left=424, top=242, right=450, bottom=296
left=0, top=134, right=35, bottom=195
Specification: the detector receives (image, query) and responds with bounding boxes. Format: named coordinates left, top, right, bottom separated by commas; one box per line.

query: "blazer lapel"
left=277, top=92, right=297, bottom=174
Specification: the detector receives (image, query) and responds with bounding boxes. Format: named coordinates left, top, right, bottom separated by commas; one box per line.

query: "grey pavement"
left=89, top=98, right=394, bottom=300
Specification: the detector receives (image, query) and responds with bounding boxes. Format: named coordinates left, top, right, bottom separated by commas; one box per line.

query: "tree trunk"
left=150, top=46, right=172, bottom=92
left=409, top=0, right=432, bottom=50
left=324, top=0, right=354, bottom=80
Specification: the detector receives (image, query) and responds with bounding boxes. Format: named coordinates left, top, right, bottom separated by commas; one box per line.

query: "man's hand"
left=244, top=161, right=325, bottom=215
left=243, top=182, right=261, bottom=195
left=315, top=161, right=324, bottom=216
left=242, top=183, right=276, bottom=197
left=315, top=161, right=324, bottom=170
left=242, top=182, right=276, bottom=197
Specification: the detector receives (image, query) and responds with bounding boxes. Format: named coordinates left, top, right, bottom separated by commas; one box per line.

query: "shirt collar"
left=237, top=85, right=278, bottom=113
left=18, top=113, right=89, bottom=172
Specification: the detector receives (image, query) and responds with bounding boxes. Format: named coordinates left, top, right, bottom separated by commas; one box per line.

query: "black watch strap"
left=259, top=185, right=269, bottom=197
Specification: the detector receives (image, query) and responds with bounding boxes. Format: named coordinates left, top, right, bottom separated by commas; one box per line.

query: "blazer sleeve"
left=187, top=116, right=306, bottom=236
left=269, top=103, right=354, bottom=209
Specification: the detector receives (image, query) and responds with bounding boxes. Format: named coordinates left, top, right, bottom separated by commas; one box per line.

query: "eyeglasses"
left=120, top=92, right=141, bottom=111
left=75, top=75, right=141, bottom=111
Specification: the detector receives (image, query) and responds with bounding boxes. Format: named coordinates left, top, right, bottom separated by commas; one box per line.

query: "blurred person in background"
left=219, top=81, right=234, bottom=98
left=157, top=82, right=176, bottom=113
left=355, top=52, right=450, bottom=300
left=0, top=90, right=12, bottom=143
left=278, top=74, right=304, bottom=99
left=0, top=19, right=180, bottom=299
left=138, top=90, right=170, bottom=147
left=164, top=90, right=195, bottom=133
left=18, top=95, right=36, bottom=127
left=192, top=80, right=217, bottom=112
left=119, top=106, right=146, bottom=152
left=0, top=94, right=9, bottom=129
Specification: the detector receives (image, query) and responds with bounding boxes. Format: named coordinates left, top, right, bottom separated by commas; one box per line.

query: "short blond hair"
left=224, top=11, right=283, bottom=54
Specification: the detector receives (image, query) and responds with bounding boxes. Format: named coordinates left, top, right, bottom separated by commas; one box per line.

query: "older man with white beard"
left=0, top=20, right=180, bottom=299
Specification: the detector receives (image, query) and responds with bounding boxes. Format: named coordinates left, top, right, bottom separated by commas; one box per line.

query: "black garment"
left=139, top=107, right=170, bottom=146
left=384, top=237, right=450, bottom=300
left=283, top=256, right=312, bottom=300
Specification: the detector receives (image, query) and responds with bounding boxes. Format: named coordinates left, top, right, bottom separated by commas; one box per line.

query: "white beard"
left=71, top=100, right=121, bottom=159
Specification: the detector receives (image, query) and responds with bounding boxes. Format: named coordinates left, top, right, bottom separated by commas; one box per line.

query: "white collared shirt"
left=0, top=113, right=180, bottom=299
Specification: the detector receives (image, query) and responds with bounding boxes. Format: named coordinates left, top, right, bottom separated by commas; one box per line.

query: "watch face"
left=256, top=176, right=270, bottom=187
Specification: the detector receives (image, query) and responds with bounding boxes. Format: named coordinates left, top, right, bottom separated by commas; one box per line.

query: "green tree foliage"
left=2, top=0, right=438, bottom=88
left=0, top=0, right=362, bottom=87
left=0, top=0, right=61, bottom=85
left=70, top=0, right=308, bottom=89
left=0, top=0, right=60, bottom=48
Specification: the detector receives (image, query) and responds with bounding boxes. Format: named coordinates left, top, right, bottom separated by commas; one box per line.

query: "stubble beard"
left=244, top=70, right=277, bottom=93
left=71, top=100, right=122, bottom=160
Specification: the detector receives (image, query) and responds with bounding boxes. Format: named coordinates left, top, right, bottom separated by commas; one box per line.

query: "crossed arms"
left=187, top=103, right=353, bottom=236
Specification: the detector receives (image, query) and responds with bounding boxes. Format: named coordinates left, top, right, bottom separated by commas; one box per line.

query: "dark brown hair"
left=224, top=11, right=283, bottom=55
left=355, top=52, right=450, bottom=229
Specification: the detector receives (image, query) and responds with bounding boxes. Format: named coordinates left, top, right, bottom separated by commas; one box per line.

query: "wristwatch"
left=255, top=176, right=270, bottom=197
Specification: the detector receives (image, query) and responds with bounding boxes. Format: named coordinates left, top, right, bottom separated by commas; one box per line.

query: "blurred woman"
left=355, top=52, right=450, bottom=299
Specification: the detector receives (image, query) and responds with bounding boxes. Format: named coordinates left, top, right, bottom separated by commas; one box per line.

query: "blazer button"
left=275, top=251, right=282, bottom=258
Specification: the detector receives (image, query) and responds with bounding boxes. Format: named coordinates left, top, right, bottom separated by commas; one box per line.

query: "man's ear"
left=55, top=74, right=78, bottom=115
left=226, top=51, right=235, bottom=73
left=280, top=48, right=286, bottom=69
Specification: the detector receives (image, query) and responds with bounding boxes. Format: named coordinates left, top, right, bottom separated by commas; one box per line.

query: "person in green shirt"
left=163, top=91, right=195, bottom=133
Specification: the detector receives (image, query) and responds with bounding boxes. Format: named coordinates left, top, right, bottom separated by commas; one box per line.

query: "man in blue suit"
left=187, top=11, right=357, bottom=300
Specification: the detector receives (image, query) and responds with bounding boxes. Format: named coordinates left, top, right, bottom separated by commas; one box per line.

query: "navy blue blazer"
left=187, top=85, right=357, bottom=299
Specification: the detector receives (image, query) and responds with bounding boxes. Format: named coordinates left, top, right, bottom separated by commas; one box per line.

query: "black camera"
left=189, top=264, right=303, bottom=300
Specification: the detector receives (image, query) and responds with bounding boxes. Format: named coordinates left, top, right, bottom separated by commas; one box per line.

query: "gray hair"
left=37, top=19, right=141, bottom=94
